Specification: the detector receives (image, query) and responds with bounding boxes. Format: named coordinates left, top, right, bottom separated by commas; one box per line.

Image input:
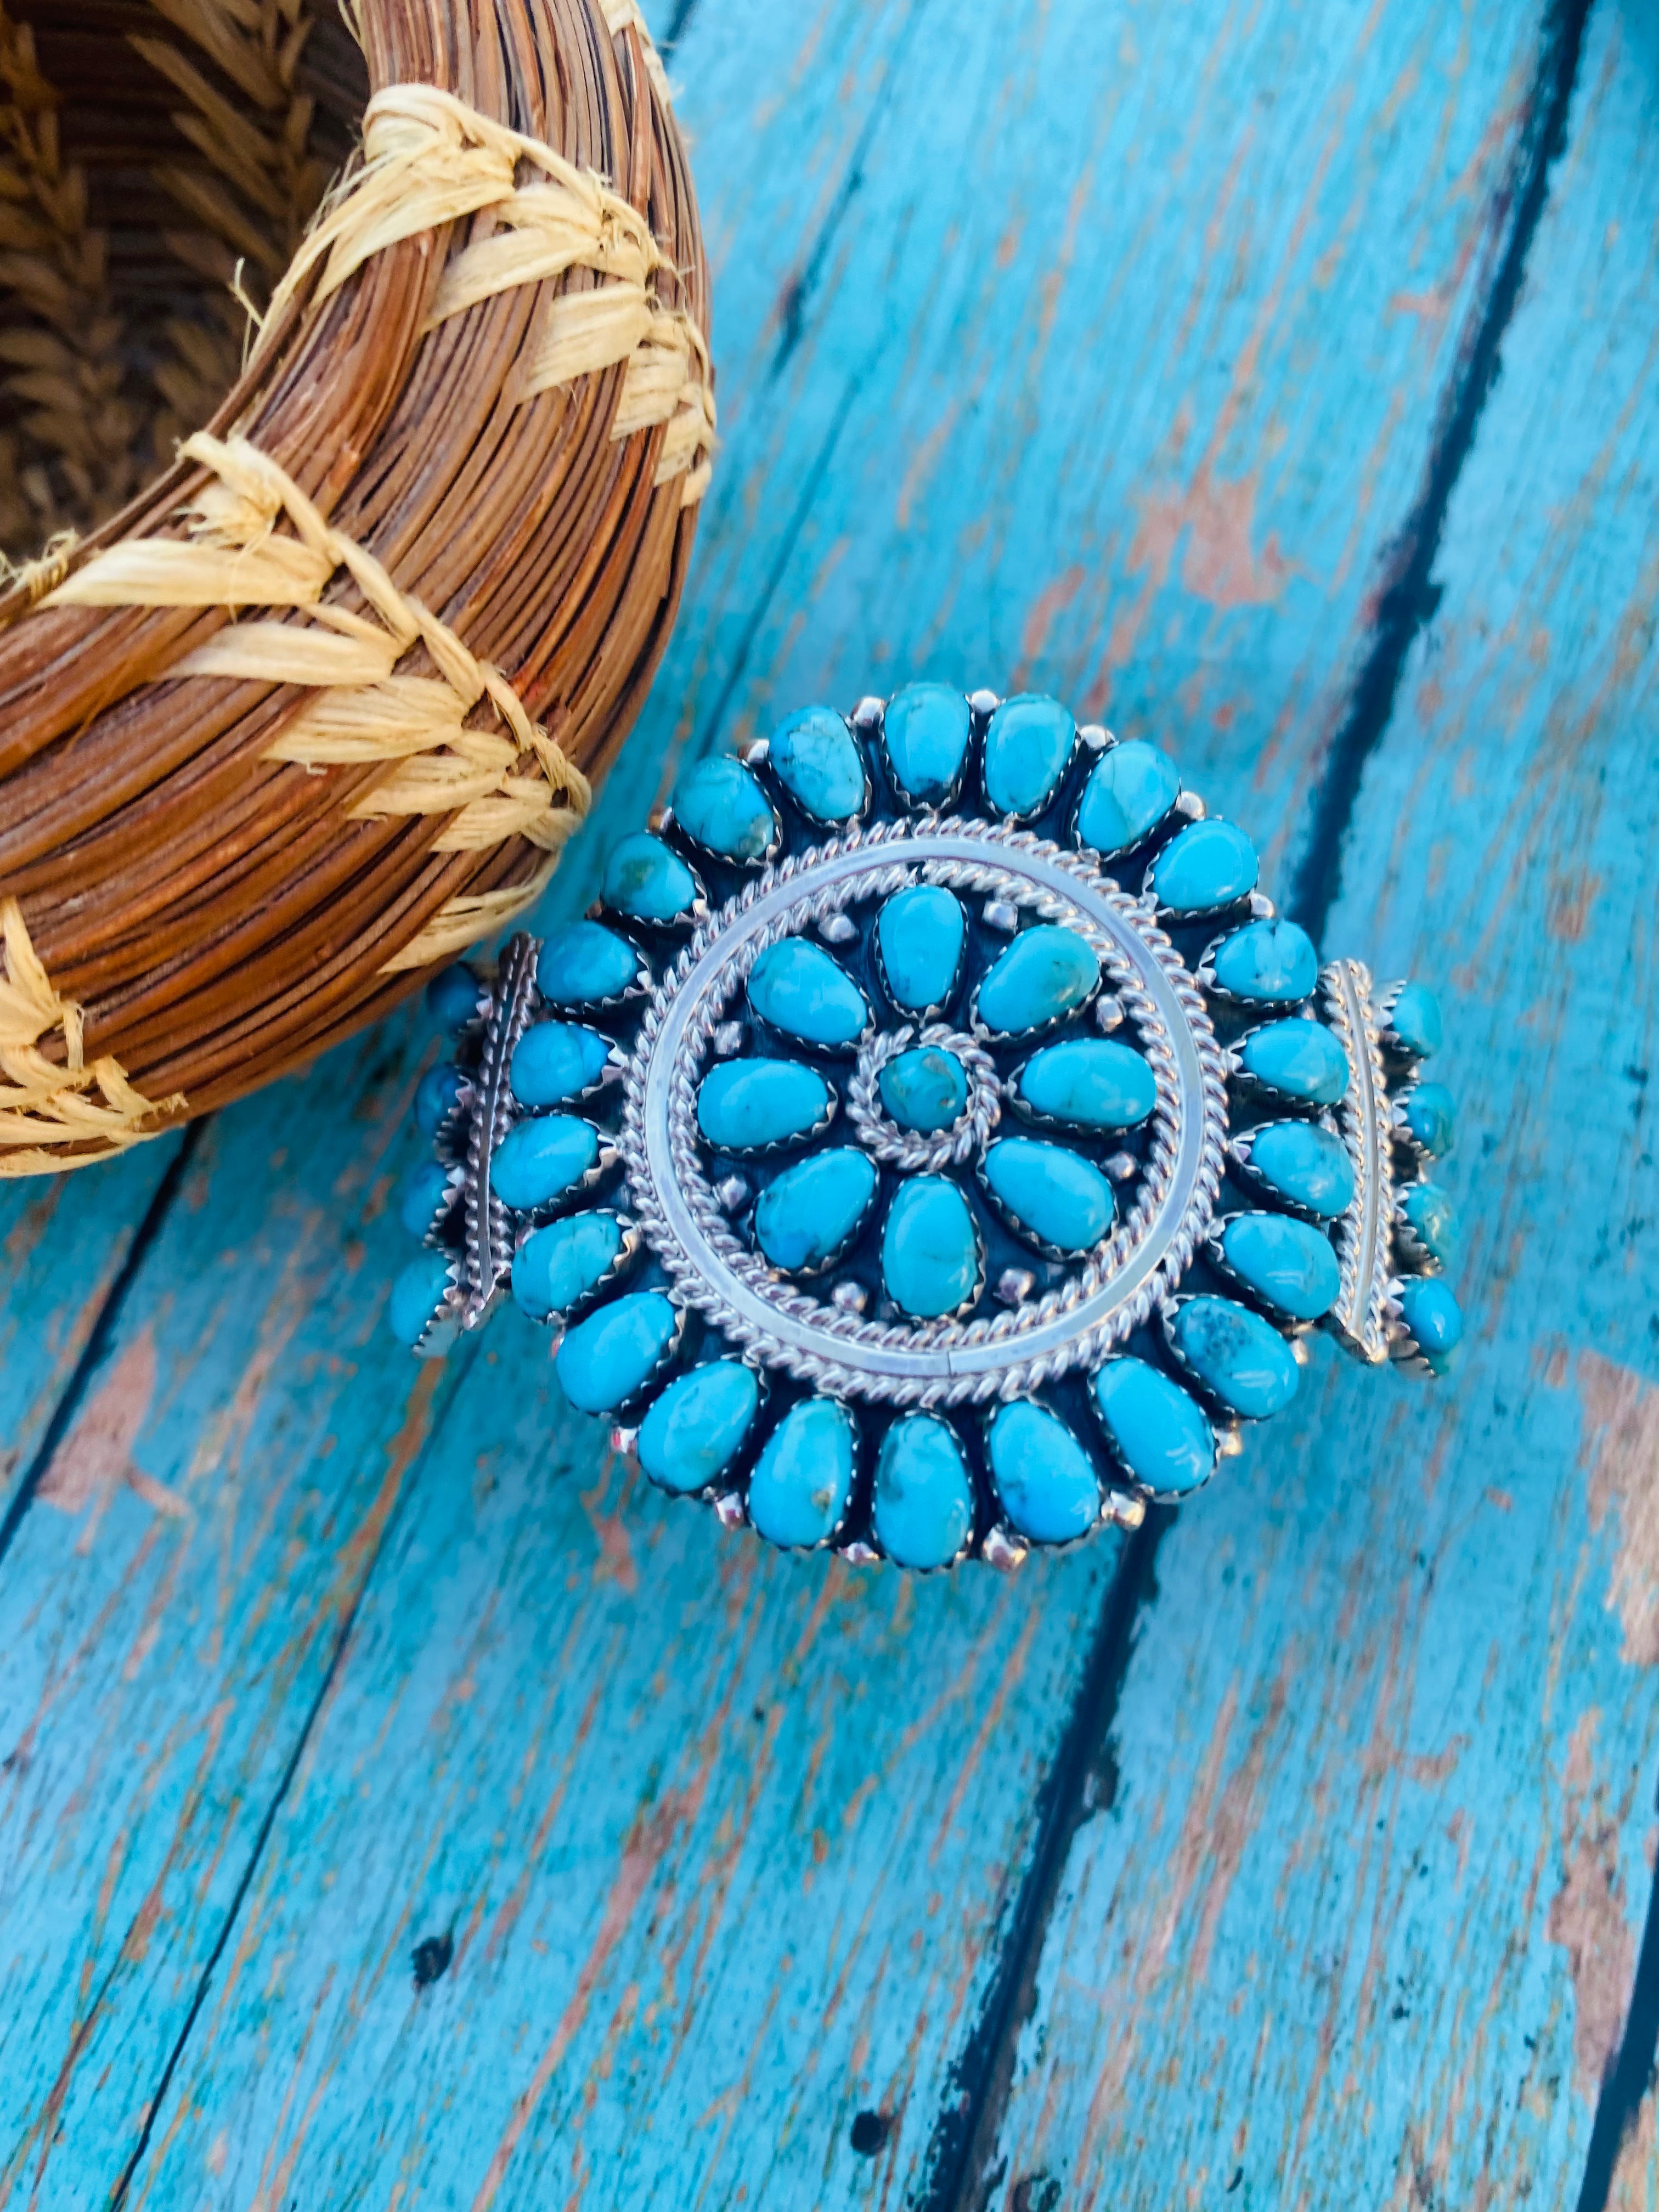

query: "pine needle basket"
left=0, top=0, right=712, bottom=1176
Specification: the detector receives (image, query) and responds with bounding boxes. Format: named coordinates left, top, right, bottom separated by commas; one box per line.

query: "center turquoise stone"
left=879, top=1046, right=968, bottom=1133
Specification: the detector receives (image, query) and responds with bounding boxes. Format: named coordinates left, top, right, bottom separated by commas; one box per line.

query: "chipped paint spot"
left=1579, top=1351, right=1659, bottom=1664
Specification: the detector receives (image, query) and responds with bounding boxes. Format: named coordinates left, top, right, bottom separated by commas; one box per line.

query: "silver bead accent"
left=609, top=1424, right=638, bottom=1455
left=1079, top=723, right=1112, bottom=752
left=1107, top=1489, right=1147, bottom=1529
left=1216, top=1424, right=1244, bottom=1459
left=831, top=1280, right=869, bottom=1315
left=1248, top=891, right=1277, bottom=918
left=743, top=738, right=770, bottom=767
left=1175, top=790, right=1206, bottom=819
left=968, top=688, right=1001, bottom=717
left=982, top=1525, right=1028, bottom=1572
left=838, top=1539, right=880, bottom=1565
left=851, top=696, right=885, bottom=731
left=817, top=912, right=858, bottom=945
left=712, top=1020, right=747, bottom=1056
left=1104, top=1150, right=1139, bottom=1183
left=715, top=1175, right=750, bottom=1214
left=1094, top=994, right=1125, bottom=1032
left=983, top=897, right=1020, bottom=934
left=713, top=1490, right=747, bottom=1528
left=996, top=1266, right=1036, bottom=1306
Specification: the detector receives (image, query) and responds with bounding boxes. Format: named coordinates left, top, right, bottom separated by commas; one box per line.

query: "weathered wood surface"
left=0, top=0, right=1648, bottom=2205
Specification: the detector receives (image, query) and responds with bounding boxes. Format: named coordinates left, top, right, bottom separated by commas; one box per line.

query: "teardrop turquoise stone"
left=638, top=1361, right=760, bottom=1495
left=387, top=1249, right=458, bottom=1356
left=879, top=1046, right=967, bottom=1132
left=770, top=704, right=866, bottom=821
left=873, top=1414, right=974, bottom=1570
left=747, top=939, right=869, bottom=1048
left=1172, top=1295, right=1300, bottom=1418
left=512, top=1211, right=623, bottom=1319
left=984, top=693, right=1075, bottom=817
left=398, top=1159, right=456, bottom=1239
left=983, top=1138, right=1114, bottom=1254
left=1150, top=817, right=1258, bottom=915
left=754, top=1148, right=878, bottom=1271
left=1221, top=1211, right=1340, bottom=1321
left=1400, top=1181, right=1459, bottom=1267
left=511, top=1021, right=612, bottom=1108
left=672, top=753, right=777, bottom=860
left=1403, top=1081, right=1455, bottom=1155
left=1075, top=739, right=1180, bottom=855
left=883, top=683, right=970, bottom=804
left=877, top=884, right=965, bottom=1013
left=555, top=1290, right=678, bottom=1414
left=1389, top=980, right=1443, bottom=1058
left=1245, top=1120, right=1354, bottom=1218
left=1239, top=1019, right=1348, bottom=1106
left=1209, top=918, right=1318, bottom=1003
left=490, top=1115, right=600, bottom=1211
left=881, top=1176, right=980, bottom=1318
left=602, top=831, right=698, bottom=922
left=697, top=1059, right=832, bottom=1152
left=988, top=1400, right=1101, bottom=1543
left=1399, top=1277, right=1464, bottom=1374
left=977, top=925, right=1099, bottom=1036
left=425, top=962, right=485, bottom=1032
left=413, top=1060, right=465, bottom=1137
left=747, top=1397, right=856, bottom=1548
left=537, top=922, right=642, bottom=1007
left=1015, top=1037, right=1156, bottom=1130
left=1090, top=1358, right=1214, bottom=1497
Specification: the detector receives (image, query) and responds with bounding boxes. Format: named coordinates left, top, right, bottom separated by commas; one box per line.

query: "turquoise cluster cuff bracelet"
left=386, top=686, right=1463, bottom=1572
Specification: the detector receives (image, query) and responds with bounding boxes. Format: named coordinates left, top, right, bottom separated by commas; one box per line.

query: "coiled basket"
left=0, top=0, right=711, bottom=1175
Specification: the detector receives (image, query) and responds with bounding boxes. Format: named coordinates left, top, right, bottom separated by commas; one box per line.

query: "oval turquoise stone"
left=413, top=1060, right=464, bottom=1137
left=984, top=1138, right=1114, bottom=1255
left=1246, top=1120, right=1355, bottom=1218
left=672, top=753, right=777, bottom=861
left=1221, top=1211, right=1340, bottom=1322
left=398, top=1159, right=456, bottom=1240
left=602, top=831, right=698, bottom=923
left=754, top=1148, right=878, bottom=1271
left=537, top=922, right=641, bottom=1007
left=1172, top=1295, right=1300, bottom=1418
left=747, top=939, right=869, bottom=1048
left=425, top=962, right=484, bottom=1032
left=879, top=1046, right=968, bottom=1133
left=1239, top=1018, right=1348, bottom=1107
left=512, top=1211, right=623, bottom=1320
left=1399, top=1277, right=1464, bottom=1373
left=387, top=1249, right=457, bottom=1355
left=489, top=1114, right=599, bottom=1211
left=555, top=1290, right=678, bottom=1414
left=988, top=1400, right=1101, bottom=1544
left=1209, top=918, right=1318, bottom=1004
left=511, top=1020, right=611, bottom=1108
left=1015, top=1037, right=1156, bottom=1130
left=1075, top=739, right=1181, bottom=855
left=876, top=884, right=965, bottom=1013
left=638, top=1361, right=760, bottom=1496
left=1389, top=980, right=1443, bottom=1058
left=1400, top=1181, right=1459, bottom=1267
left=883, top=682, right=970, bottom=804
left=873, top=1414, right=974, bottom=1570
left=747, top=1397, right=855, bottom=1548
left=1091, top=1358, right=1214, bottom=1497
left=881, top=1175, right=980, bottom=1318
left=1403, top=1081, right=1455, bottom=1155
left=1150, top=817, right=1258, bottom=915
left=984, top=693, right=1075, bottom=817
left=696, top=1059, right=832, bottom=1152
left=977, top=925, right=1099, bottom=1036
left=770, top=704, right=866, bottom=821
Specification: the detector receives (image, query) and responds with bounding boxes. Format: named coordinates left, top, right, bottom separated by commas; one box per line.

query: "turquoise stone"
left=879, top=1046, right=968, bottom=1133
left=881, top=1176, right=980, bottom=1318
left=1150, top=817, right=1257, bottom=915
left=747, top=939, right=869, bottom=1048
left=876, top=884, right=965, bottom=1013
left=883, top=682, right=970, bottom=803
left=977, top=925, right=1099, bottom=1036
left=425, top=962, right=484, bottom=1032
left=770, top=704, right=866, bottom=821
left=1091, top=1358, right=1214, bottom=1497
left=672, top=753, right=777, bottom=861
left=1400, top=1181, right=1459, bottom=1267
left=512, top=1211, right=623, bottom=1320
left=1172, top=1295, right=1300, bottom=1418
left=537, top=921, right=641, bottom=1007
left=1403, top=1081, right=1455, bottom=1156
left=1075, top=739, right=1180, bottom=855
left=555, top=1290, right=678, bottom=1414
left=413, top=1060, right=464, bottom=1137
left=696, top=1059, right=832, bottom=1153
left=984, top=1138, right=1114, bottom=1254
left=511, top=1020, right=612, bottom=1108
left=1239, top=1019, right=1348, bottom=1107
left=988, top=1400, right=1101, bottom=1544
left=637, top=1361, right=760, bottom=1496
left=1399, top=1277, right=1464, bottom=1373
left=1389, top=980, right=1443, bottom=1058
left=602, top=831, right=698, bottom=923
left=754, top=1148, right=878, bottom=1271
left=1221, top=1211, right=1340, bottom=1322
left=747, top=1396, right=856, bottom=1548
left=398, top=1159, right=456, bottom=1240
left=984, top=693, right=1075, bottom=817
left=387, top=1249, right=457, bottom=1355
left=1246, top=1120, right=1355, bottom=1218
left=1209, top=918, right=1318, bottom=1003
left=873, top=1414, right=974, bottom=1570
left=489, top=1114, right=599, bottom=1211
left=1015, top=1037, right=1156, bottom=1130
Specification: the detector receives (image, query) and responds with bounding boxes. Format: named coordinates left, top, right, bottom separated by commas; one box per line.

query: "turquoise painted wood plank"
left=983, top=10, right=1659, bottom=2205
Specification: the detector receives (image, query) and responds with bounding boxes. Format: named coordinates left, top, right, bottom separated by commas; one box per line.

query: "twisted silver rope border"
left=1321, top=957, right=1395, bottom=1363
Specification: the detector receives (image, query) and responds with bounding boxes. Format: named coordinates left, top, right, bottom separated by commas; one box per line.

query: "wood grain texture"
left=983, top=9, right=1659, bottom=2205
